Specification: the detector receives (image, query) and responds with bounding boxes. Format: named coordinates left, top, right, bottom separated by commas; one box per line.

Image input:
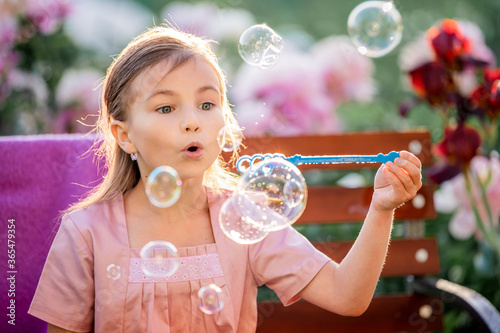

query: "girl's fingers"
left=384, top=162, right=407, bottom=193
left=382, top=164, right=412, bottom=206
left=399, top=150, right=422, bottom=170
left=394, top=157, right=422, bottom=188
left=385, top=160, right=420, bottom=197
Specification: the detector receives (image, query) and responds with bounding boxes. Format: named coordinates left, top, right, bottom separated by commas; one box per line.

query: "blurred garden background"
left=1, top=0, right=499, bottom=331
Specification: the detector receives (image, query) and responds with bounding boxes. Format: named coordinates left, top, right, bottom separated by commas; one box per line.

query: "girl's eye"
left=156, top=106, right=173, bottom=114
left=199, top=102, right=214, bottom=111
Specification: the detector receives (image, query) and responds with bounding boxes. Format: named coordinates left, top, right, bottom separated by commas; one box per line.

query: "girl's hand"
left=372, top=150, right=422, bottom=212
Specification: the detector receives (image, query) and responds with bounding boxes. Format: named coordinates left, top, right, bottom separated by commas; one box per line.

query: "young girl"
left=29, top=26, right=422, bottom=332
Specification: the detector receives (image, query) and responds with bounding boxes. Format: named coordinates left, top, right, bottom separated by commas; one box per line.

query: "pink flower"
left=453, top=20, right=496, bottom=97
left=448, top=154, right=500, bottom=240
left=7, top=69, right=49, bottom=105
left=64, top=0, right=153, bottom=56
left=161, top=2, right=255, bottom=41
left=0, top=14, right=19, bottom=99
left=0, top=15, right=18, bottom=47
left=459, top=20, right=496, bottom=67
left=311, top=36, right=376, bottom=104
left=232, top=51, right=339, bottom=137
left=0, top=51, right=19, bottom=101
left=52, top=68, right=103, bottom=133
left=25, top=0, right=72, bottom=35
left=162, top=2, right=219, bottom=38
left=398, top=34, right=435, bottom=72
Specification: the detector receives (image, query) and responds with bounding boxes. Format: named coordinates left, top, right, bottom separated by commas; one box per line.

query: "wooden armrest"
left=409, top=276, right=500, bottom=333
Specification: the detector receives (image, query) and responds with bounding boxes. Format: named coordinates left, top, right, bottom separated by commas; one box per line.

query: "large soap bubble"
left=237, top=158, right=307, bottom=231
left=347, top=1, right=403, bottom=58
left=219, top=192, right=270, bottom=244
left=139, top=240, right=179, bottom=278
left=238, top=24, right=284, bottom=69
left=145, top=166, right=182, bottom=208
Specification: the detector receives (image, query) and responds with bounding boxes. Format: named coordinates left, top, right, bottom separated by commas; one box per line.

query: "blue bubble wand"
left=235, top=151, right=400, bottom=173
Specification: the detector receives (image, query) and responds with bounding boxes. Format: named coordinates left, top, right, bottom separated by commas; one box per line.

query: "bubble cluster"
left=106, top=264, right=121, bottom=280
left=237, top=158, right=307, bottom=231
left=139, top=241, right=179, bottom=278
left=219, top=158, right=308, bottom=244
left=198, top=284, right=224, bottom=314
left=238, top=24, right=284, bottom=69
left=145, top=166, right=182, bottom=208
left=217, top=125, right=243, bottom=152
left=347, top=1, right=403, bottom=58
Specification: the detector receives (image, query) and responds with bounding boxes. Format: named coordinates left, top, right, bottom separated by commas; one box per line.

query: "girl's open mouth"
left=183, top=144, right=204, bottom=159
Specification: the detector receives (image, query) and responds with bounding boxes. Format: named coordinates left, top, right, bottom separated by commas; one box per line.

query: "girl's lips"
left=183, top=146, right=204, bottom=159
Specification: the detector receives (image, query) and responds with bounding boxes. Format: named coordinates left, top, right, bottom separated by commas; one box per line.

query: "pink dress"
left=29, top=188, right=330, bottom=332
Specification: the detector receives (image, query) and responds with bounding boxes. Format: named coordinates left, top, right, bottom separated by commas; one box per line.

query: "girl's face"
left=125, top=55, right=225, bottom=183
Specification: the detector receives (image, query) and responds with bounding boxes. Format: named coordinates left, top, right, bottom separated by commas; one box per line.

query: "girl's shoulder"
left=63, top=194, right=124, bottom=230
left=206, top=186, right=233, bottom=205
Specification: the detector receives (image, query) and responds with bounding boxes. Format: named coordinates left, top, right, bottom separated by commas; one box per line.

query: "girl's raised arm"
left=297, top=151, right=422, bottom=316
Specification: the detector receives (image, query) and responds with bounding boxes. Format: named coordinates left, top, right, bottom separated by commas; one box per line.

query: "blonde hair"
left=68, top=26, right=241, bottom=213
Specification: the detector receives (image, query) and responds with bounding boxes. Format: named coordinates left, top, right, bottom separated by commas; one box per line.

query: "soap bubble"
left=145, top=166, right=182, bottom=208
left=235, top=190, right=290, bottom=231
left=198, top=284, right=224, bottom=314
left=347, top=1, right=403, bottom=58
left=106, top=264, right=121, bottom=280
left=140, top=241, right=179, bottom=278
left=219, top=192, right=270, bottom=244
left=238, top=24, right=284, bottom=69
left=237, top=158, right=307, bottom=231
left=217, top=125, right=243, bottom=152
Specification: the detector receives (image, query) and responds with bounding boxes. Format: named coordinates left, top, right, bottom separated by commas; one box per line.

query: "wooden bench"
left=1, top=131, right=499, bottom=332
left=224, top=130, right=500, bottom=333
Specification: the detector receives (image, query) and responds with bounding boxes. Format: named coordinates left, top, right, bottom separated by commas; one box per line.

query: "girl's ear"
left=110, top=119, right=136, bottom=154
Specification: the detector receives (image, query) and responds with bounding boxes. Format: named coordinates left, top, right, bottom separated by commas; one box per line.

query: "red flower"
left=427, top=19, right=472, bottom=69
left=471, top=68, right=500, bottom=120
left=427, top=162, right=462, bottom=184
left=434, top=123, right=482, bottom=165
left=427, top=123, right=482, bottom=184
left=408, top=61, right=454, bottom=107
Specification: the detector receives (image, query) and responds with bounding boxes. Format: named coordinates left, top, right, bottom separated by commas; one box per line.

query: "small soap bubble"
left=217, top=125, right=243, bottom=152
left=198, top=284, right=224, bottom=314
left=238, top=24, right=284, bottom=69
left=145, top=166, right=182, bottom=208
left=106, top=264, right=121, bottom=280
left=237, top=158, right=307, bottom=231
left=219, top=193, right=270, bottom=244
left=140, top=241, right=179, bottom=278
left=347, top=1, right=403, bottom=58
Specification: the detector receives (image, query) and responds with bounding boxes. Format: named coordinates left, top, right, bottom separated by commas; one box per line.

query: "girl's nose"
left=181, top=109, right=201, bottom=133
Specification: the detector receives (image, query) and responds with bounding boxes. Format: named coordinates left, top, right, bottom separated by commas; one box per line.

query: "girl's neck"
left=126, top=179, right=208, bottom=224
left=124, top=179, right=215, bottom=248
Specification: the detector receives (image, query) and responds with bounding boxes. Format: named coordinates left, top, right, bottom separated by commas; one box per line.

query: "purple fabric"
left=0, top=134, right=103, bottom=333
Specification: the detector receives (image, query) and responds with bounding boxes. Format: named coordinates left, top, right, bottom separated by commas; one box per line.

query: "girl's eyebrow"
left=146, top=85, right=220, bottom=101
left=198, top=85, right=220, bottom=95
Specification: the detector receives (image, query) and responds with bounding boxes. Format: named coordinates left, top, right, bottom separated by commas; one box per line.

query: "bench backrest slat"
left=314, top=238, right=440, bottom=277
left=302, top=185, right=436, bottom=223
